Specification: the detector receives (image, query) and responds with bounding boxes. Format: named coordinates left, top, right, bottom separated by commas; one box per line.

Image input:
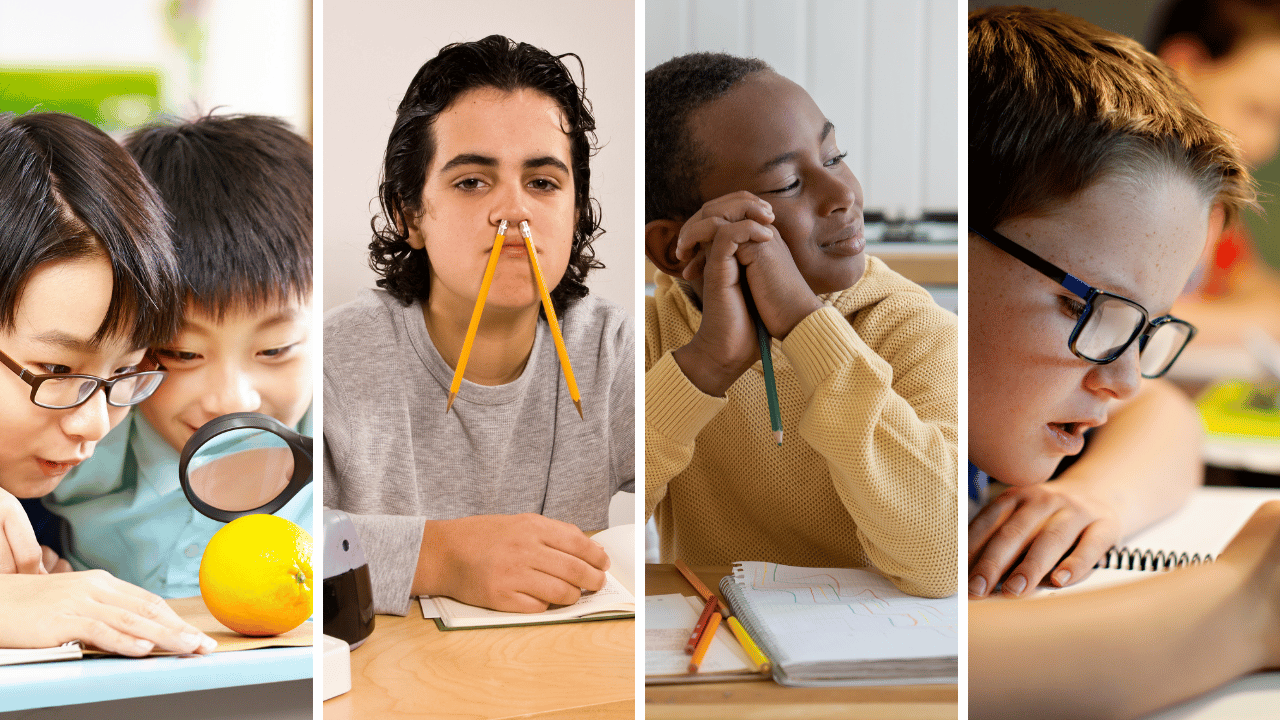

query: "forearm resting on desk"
left=972, top=501, right=1280, bottom=720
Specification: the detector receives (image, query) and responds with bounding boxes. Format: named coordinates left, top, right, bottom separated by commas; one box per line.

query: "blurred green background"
left=0, top=68, right=162, bottom=131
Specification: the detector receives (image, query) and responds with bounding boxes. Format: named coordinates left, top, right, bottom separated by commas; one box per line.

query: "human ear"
left=401, top=210, right=425, bottom=250
left=1158, top=35, right=1212, bottom=79
left=645, top=219, right=687, bottom=277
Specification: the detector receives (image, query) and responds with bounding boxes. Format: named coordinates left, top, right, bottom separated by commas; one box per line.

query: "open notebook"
left=420, top=523, right=635, bottom=630
left=719, top=562, right=957, bottom=687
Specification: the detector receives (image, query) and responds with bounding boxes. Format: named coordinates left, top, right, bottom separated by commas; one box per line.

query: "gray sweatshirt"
left=323, top=289, right=635, bottom=614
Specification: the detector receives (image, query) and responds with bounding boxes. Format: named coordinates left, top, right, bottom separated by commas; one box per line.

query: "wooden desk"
left=645, top=564, right=957, bottom=720
left=323, top=606, right=634, bottom=720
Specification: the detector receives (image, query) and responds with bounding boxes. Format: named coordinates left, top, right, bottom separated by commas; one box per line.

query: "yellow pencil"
left=687, top=610, right=721, bottom=673
left=519, top=220, right=583, bottom=419
left=727, top=615, right=771, bottom=674
left=447, top=220, right=507, bottom=413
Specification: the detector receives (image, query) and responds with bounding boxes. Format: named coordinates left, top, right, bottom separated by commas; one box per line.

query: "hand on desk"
left=968, top=479, right=1120, bottom=598
left=415, top=514, right=610, bottom=613
left=0, top=570, right=217, bottom=656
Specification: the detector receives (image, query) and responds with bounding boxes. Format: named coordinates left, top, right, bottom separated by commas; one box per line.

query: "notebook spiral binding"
left=1094, top=546, right=1214, bottom=571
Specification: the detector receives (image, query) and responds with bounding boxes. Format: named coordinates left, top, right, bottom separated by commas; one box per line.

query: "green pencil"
left=740, top=277, right=783, bottom=445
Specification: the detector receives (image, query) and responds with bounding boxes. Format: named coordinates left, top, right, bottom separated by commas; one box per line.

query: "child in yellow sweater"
left=644, top=53, right=957, bottom=598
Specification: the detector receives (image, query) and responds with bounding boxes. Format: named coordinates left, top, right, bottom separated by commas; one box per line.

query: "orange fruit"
left=199, top=514, right=313, bottom=637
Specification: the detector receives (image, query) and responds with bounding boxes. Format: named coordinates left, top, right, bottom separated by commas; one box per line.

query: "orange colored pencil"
left=519, top=220, right=583, bottom=419
left=687, top=611, right=722, bottom=673
left=447, top=220, right=507, bottom=413
left=685, top=594, right=718, bottom=654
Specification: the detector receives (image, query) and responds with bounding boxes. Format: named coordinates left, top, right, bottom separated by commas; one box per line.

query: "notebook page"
left=644, top=594, right=752, bottom=677
left=726, top=562, right=958, bottom=665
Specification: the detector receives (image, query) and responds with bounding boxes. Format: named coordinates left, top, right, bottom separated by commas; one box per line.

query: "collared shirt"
left=42, top=410, right=313, bottom=598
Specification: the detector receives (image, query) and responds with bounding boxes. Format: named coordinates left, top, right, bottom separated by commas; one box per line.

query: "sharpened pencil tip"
left=773, top=430, right=783, bottom=446
left=573, top=399, right=583, bottom=419
left=497, top=220, right=507, bottom=236
left=446, top=393, right=457, bottom=413
left=519, top=220, right=531, bottom=239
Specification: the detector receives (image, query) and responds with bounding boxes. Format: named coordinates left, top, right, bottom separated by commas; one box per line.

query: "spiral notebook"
left=1093, top=546, right=1214, bottom=571
left=1037, top=488, right=1272, bottom=598
left=717, top=562, right=957, bottom=687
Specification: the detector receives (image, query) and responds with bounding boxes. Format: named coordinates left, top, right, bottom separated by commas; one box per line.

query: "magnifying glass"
left=178, top=412, right=313, bottom=523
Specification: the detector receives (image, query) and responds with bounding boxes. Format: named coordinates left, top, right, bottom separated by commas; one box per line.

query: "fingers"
left=533, top=518, right=610, bottom=590
left=64, top=614, right=157, bottom=657
left=968, top=496, right=1018, bottom=568
left=1046, top=520, right=1116, bottom=587
left=674, top=192, right=774, bottom=263
left=41, top=545, right=62, bottom=573
left=84, top=572, right=217, bottom=655
left=1001, top=511, right=1096, bottom=596
left=968, top=496, right=1057, bottom=597
left=0, top=496, right=43, bottom=575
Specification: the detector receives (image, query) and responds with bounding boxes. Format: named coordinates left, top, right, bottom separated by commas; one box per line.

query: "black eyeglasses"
left=0, top=348, right=167, bottom=410
left=971, top=226, right=1196, bottom=379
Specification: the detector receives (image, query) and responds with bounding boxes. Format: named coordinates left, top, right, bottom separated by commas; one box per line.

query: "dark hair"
left=0, top=112, right=181, bottom=348
left=370, top=34, right=602, bottom=315
left=1150, top=0, right=1280, bottom=59
left=970, top=6, right=1255, bottom=230
left=645, top=52, right=771, bottom=224
left=124, top=114, right=312, bottom=319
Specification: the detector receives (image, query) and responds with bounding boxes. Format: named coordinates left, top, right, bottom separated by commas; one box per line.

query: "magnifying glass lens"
left=187, top=428, right=294, bottom=512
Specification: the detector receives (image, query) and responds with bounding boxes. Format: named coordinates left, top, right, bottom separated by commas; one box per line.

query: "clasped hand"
left=671, top=191, right=822, bottom=396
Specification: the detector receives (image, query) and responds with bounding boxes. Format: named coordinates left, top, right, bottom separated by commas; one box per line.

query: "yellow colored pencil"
left=727, top=616, right=771, bottom=674
left=687, top=610, right=721, bottom=673
left=447, top=220, right=507, bottom=413
left=519, top=220, right=583, bottom=419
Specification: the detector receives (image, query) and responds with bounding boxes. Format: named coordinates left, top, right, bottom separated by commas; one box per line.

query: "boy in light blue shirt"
left=42, top=114, right=313, bottom=598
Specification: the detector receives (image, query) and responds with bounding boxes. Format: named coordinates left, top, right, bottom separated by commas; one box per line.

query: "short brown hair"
left=970, top=6, right=1256, bottom=230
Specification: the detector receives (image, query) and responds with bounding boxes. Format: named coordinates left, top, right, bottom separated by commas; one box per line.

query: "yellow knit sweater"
left=645, top=256, right=957, bottom=598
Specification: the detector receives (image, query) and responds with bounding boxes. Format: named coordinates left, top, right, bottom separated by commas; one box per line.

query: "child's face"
left=1178, top=36, right=1280, bottom=167
left=142, top=298, right=313, bottom=453
left=0, top=256, right=143, bottom=498
left=408, top=86, right=576, bottom=315
left=968, top=173, right=1209, bottom=485
left=689, top=72, right=866, bottom=294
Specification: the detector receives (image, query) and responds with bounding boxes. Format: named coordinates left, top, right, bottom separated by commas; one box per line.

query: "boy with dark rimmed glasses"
left=967, top=5, right=1253, bottom=599
left=967, top=8, right=1280, bottom=720
left=970, top=226, right=1196, bottom=379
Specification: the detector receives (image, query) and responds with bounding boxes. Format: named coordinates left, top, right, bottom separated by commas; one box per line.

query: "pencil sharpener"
left=322, top=508, right=375, bottom=648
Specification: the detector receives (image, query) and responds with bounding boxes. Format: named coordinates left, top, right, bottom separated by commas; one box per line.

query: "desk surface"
left=644, top=564, right=957, bottom=720
left=323, top=605, right=634, bottom=720
left=0, top=644, right=311, bottom=712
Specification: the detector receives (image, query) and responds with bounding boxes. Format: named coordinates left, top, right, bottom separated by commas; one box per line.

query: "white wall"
left=0, top=0, right=311, bottom=137
left=320, top=0, right=637, bottom=314
left=645, top=0, right=957, bottom=217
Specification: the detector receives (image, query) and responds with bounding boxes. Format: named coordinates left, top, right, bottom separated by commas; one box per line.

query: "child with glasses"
left=969, top=8, right=1280, bottom=718
left=644, top=53, right=957, bottom=598
left=0, top=111, right=217, bottom=656
left=37, top=114, right=314, bottom=599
